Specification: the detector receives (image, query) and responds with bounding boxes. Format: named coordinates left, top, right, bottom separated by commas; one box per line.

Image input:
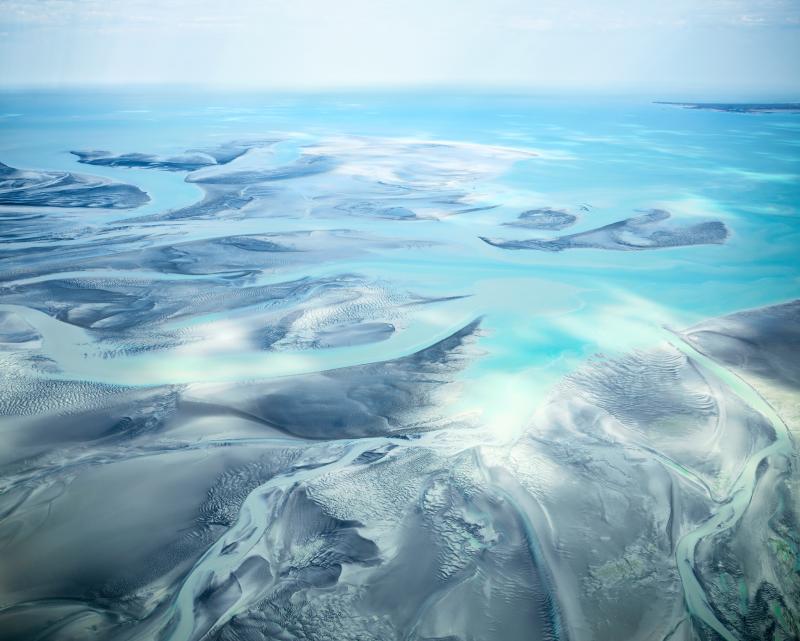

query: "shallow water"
left=0, top=91, right=798, bottom=641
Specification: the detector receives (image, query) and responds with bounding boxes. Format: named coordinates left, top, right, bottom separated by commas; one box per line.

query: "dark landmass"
left=71, top=140, right=272, bottom=172
left=186, top=153, right=335, bottom=185
left=191, top=317, right=482, bottom=439
left=482, top=208, right=728, bottom=252
left=0, top=161, right=149, bottom=209
left=684, top=299, right=800, bottom=389
left=503, top=207, right=577, bottom=231
left=656, top=102, right=800, bottom=114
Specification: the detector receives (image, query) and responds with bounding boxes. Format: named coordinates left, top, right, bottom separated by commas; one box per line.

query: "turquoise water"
left=0, top=91, right=798, bottom=641
left=1, top=92, right=797, bottom=413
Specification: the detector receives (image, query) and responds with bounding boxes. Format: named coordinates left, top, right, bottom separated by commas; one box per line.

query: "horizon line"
left=0, top=82, right=799, bottom=102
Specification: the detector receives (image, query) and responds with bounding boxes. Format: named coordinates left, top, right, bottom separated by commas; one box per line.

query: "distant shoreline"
left=655, top=101, right=800, bottom=114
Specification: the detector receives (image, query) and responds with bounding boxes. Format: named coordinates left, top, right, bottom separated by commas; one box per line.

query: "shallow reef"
left=0, top=128, right=797, bottom=641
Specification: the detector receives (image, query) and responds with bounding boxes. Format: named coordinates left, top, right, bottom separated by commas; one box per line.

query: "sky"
left=0, top=0, right=798, bottom=96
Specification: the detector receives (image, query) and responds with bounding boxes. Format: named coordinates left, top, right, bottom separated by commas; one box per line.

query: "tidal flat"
left=0, top=93, right=798, bottom=641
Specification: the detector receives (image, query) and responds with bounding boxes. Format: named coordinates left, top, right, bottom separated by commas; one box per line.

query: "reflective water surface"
left=0, top=92, right=798, bottom=641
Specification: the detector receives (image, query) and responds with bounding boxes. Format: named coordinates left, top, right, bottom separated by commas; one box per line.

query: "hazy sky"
left=0, top=0, right=798, bottom=95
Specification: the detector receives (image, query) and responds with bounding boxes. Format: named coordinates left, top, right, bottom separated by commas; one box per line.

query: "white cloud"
left=508, top=17, right=554, bottom=32
left=0, top=0, right=797, bottom=91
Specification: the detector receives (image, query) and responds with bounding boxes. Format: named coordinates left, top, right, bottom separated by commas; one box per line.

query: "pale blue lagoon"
left=0, top=91, right=798, bottom=641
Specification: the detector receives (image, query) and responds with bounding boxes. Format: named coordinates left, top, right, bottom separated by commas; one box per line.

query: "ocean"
left=0, top=90, right=798, bottom=641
